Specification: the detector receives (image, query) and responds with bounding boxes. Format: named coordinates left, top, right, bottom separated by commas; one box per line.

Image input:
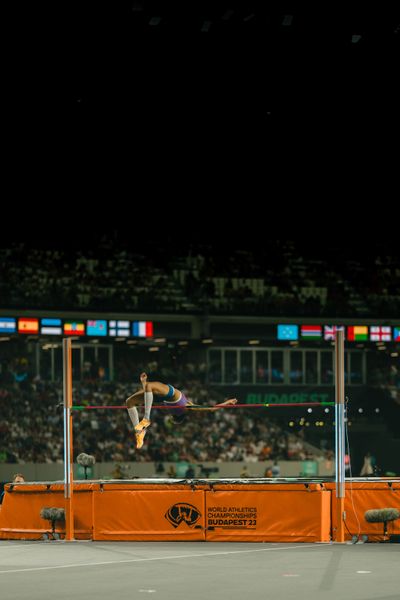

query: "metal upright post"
left=335, top=329, right=345, bottom=542
left=63, top=338, right=75, bottom=540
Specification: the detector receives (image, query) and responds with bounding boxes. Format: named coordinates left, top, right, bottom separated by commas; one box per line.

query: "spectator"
left=271, top=460, right=281, bottom=477
left=166, top=465, right=177, bottom=478
left=0, top=473, right=25, bottom=505
left=360, top=451, right=375, bottom=476
left=185, top=465, right=195, bottom=478
left=155, top=462, right=165, bottom=475
left=111, top=464, right=125, bottom=479
left=240, top=465, right=250, bottom=478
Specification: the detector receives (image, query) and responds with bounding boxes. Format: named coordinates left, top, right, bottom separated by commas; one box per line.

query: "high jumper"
left=126, top=372, right=237, bottom=448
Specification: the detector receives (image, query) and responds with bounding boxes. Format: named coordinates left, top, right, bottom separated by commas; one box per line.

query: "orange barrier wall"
left=93, top=489, right=206, bottom=540
left=205, top=486, right=331, bottom=542
left=0, top=482, right=330, bottom=542
left=327, top=481, right=400, bottom=541
left=0, top=484, right=94, bottom=540
left=1, top=481, right=399, bottom=542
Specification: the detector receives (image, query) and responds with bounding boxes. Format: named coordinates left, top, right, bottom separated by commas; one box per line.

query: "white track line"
left=0, top=543, right=45, bottom=550
left=0, top=544, right=324, bottom=574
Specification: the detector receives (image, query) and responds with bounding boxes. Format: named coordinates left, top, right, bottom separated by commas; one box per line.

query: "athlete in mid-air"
left=126, top=373, right=238, bottom=448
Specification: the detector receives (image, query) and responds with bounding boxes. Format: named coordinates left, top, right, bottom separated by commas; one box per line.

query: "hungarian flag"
left=64, top=322, right=85, bottom=336
left=324, top=325, right=344, bottom=340
left=132, top=321, right=153, bottom=337
left=347, top=326, right=368, bottom=341
left=300, top=325, right=322, bottom=339
left=369, top=326, right=391, bottom=342
left=18, top=318, right=39, bottom=334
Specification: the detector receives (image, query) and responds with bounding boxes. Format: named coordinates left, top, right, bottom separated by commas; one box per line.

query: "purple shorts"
left=163, top=393, right=189, bottom=416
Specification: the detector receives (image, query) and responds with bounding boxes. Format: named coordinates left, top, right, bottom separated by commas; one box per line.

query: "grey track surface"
left=0, top=541, right=399, bottom=600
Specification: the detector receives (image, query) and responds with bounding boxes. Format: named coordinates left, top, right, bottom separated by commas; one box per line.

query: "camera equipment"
left=40, top=507, right=65, bottom=540
left=77, top=453, right=96, bottom=479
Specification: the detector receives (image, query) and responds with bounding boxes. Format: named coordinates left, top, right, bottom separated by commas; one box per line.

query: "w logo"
left=165, top=503, right=201, bottom=528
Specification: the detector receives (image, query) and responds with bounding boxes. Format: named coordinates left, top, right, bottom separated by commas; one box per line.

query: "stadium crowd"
left=1, top=240, right=399, bottom=317
left=0, top=346, right=398, bottom=466
left=0, top=374, right=309, bottom=465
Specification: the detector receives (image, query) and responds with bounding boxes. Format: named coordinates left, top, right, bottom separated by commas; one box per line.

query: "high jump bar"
left=71, top=402, right=335, bottom=410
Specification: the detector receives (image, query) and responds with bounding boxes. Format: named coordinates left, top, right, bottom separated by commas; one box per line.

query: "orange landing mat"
left=0, top=479, right=399, bottom=542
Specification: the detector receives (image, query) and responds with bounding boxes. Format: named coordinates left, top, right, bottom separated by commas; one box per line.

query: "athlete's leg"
left=126, top=393, right=141, bottom=442
left=125, top=392, right=149, bottom=449
left=125, top=379, right=165, bottom=446
left=138, top=372, right=154, bottom=428
left=140, top=373, right=182, bottom=399
left=126, top=384, right=145, bottom=452
left=126, top=376, right=156, bottom=448
left=126, top=388, right=144, bottom=408
left=136, top=373, right=181, bottom=431
left=140, top=372, right=171, bottom=396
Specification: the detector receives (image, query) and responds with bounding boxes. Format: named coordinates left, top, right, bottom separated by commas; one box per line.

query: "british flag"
left=370, top=326, right=391, bottom=342
left=324, top=325, right=345, bottom=341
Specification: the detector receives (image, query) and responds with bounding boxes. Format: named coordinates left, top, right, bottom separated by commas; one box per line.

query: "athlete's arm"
left=186, top=398, right=238, bottom=412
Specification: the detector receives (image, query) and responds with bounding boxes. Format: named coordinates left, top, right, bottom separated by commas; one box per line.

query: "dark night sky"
left=4, top=2, right=399, bottom=238
left=11, top=2, right=400, bottom=138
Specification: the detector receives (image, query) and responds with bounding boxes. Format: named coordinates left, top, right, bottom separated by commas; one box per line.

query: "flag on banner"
left=277, top=325, right=298, bottom=340
left=18, top=318, right=39, bottom=334
left=394, top=327, right=400, bottom=342
left=132, top=321, right=153, bottom=337
left=86, top=320, right=107, bottom=336
left=0, top=318, right=16, bottom=333
left=370, top=326, right=391, bottom=342
left=64, top=322, right=85, bottom=336
left=41, top=318, right=62, bottom=335
left=109, top=320, right=130, bottom=336
left=300, top=325, right=322, bottom=340
left=324, top=325, right=345, bottom=340
left=347, top=326, right=368, bottom=341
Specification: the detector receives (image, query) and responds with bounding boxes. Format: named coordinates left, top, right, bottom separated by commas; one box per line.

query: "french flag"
left=132, top=321, right=153, bottom=337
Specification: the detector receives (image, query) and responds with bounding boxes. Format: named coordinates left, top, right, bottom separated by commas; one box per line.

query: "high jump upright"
left=63, top=338, right=75, bottom=540
left=335, top=329, right=345, bottom=542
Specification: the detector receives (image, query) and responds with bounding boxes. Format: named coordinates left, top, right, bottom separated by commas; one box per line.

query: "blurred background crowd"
left=1, top=239, right=399, bottom=317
